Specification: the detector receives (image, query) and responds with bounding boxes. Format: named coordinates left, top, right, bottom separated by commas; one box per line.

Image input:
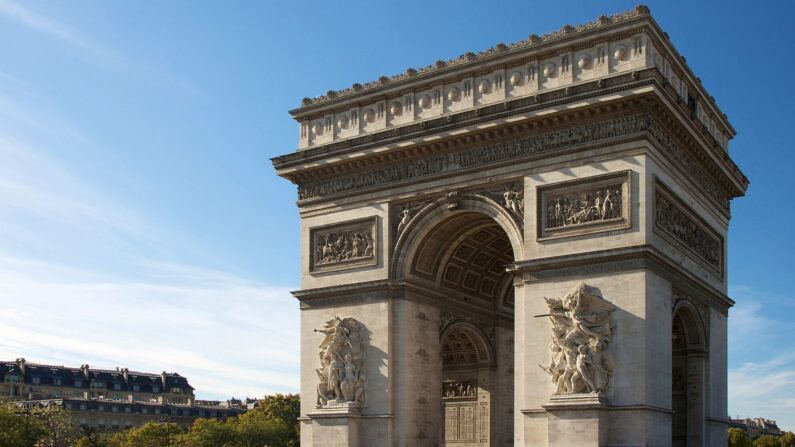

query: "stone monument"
left=273, top=5, right=747, bottom=446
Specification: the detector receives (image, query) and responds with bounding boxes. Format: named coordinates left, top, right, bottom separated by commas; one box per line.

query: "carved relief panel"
left=314, top=317, right=366, bottom=408
left=309, top=217, right=377, bottom=273
left=654, top=179, right=723, bottom=276
left=537, top=170, right=631, bottom=240
left=540, top=282, right=616, bottom=395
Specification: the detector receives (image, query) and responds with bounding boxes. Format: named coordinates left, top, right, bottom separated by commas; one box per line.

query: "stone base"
left=306, top=403, right=362, bottom=447
left=542, top=394, right=609, bottom=447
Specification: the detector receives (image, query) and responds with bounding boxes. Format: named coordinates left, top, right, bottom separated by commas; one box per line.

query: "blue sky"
left=0, top=0, right=792, bottom=430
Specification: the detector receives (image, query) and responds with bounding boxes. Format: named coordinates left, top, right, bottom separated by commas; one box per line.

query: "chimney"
left=121, top=368, right=129, bottom=382
left=15, top=358, right=26, bottom=375
left=80, top=364, right=90, bottom=380
left=161, top=371, right=167, bottom=387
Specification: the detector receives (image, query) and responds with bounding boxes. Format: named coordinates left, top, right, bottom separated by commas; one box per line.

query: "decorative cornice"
left=513, top=244, right=733, bottom=313
left=293, top=6, right=652, bottom=110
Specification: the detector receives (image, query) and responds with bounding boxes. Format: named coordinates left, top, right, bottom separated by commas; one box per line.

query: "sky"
left=0, top=0, right=793, bottom=430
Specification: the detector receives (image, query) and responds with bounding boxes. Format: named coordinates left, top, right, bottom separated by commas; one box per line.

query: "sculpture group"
left=546, top=185, right=622, bottom=229
left=316, top=231, right=374, bottom=266
left=315, top=317, right=366, bottom=406
left=540, top=283, right=616, bottom=394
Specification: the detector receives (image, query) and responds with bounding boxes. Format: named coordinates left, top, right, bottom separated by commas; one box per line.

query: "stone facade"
left=274, top=5, right=747, bottom=446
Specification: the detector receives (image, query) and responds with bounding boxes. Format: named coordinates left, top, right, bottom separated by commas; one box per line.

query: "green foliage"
left=0, top=403, right=48, bottom=447
left=781, top=432, right=795, bottom=447
left=110, top=422, right=182, bottom=447
left=251, top=393, right=300, bottom=446
left=754, top=434, right=784, bottom=447
left=729, top=427, right=753, bottom=447
left=178, top=418, right=235, bottom=447
left=35, top=405, right=79, bottom=447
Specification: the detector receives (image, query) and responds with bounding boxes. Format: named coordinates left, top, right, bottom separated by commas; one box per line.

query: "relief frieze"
left=296, top=113, right=730, bottom=215
left=654, top=181, right=722, bottom=274
left=310, top=217, right=377, bottom=273
left=538, top=171, right=631, bottom=240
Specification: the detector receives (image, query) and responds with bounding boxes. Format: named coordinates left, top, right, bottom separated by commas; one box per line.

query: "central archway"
left=396, top=195, right=520, bottom=447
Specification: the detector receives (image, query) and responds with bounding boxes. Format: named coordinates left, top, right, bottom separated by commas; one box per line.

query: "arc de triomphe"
left=273, top=6, right=747, bottom=446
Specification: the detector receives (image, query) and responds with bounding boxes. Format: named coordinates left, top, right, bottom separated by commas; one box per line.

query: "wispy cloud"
left=0, top=0, right=194, bottom=94
left=728, top=284, right=795, bottom=431
left=0, top=256, right=300, bottom=399
left=0, top=0, right=122, bottom=68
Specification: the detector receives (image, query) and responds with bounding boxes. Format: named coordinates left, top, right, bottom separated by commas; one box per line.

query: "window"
left=98, top=419, right=105, bottom=429
left=73, top=391, right=82, bottom=398
left=141, top=408, right=148, bottom=414
left=9, top=375, right=19, bottom=382
left=32, top=377, right=40, bottom=384
left=92, top=382, right=104, bottom=389
left=98, top=405, right=105, bottom=411
left=124, top=406, right=131, bottom=413
left=151, top=386, right=159, bottom=393
left=53, top=390, right=62, bottom=397
left=65, top=403, right=73, bottom=410
left=80, top=404, right=87, bottom=410
left=204, top=411, right=210, bottom=417
left=111, top=420, right=118, bottom=429
left=80, top=418, right=87, bottom=427
left=113, top=383, right=121, bottom=391
left=171, top=387, right=181, bottom=394
left=125, top=421, right=132, bottom=429
left=73, top=380, right=82, bottom=387
left=132, top=385, right=140, bottom=392
left=112, top=394, right=122, bottom=401
left=154, top=408, right=161, bottom=415
left=111, top=406, right=118, bottom=412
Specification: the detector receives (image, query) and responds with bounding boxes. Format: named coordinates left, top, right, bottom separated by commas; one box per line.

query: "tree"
left=178, top=418, right=235, bottom=447
left=257, top=394, right=300, bottom=446
left=36, top=405, right=79, bottom=447
left=781, top=432, right=795, bottom=447
left=754, top=434, right=783, bottom=447
left=729, top=428, right=752, bottom=447
left=111, top=422, right=182, bottom=447
left=233, top=410, right=291, bottom=447
left=0, top=403, right=48, bottom=447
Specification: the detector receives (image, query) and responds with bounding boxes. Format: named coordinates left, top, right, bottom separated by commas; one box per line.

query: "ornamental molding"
left=286, top=6, right=734, bottom=166
left=296, top=109, right=731, bottom=215
left=295, top=6, right=652, bottom=110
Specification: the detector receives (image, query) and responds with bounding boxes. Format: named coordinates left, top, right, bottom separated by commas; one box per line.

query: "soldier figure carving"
left=314, top=317, right=365, bottom=406
left=540, top=282, right=616, bottom=394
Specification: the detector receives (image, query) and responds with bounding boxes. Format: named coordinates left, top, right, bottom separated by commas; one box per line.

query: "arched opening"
left=672, top=302, right=707, bottom=447
left=399, top=199, right=519, bottom=447
left=441, top=325, right=492, bottom=446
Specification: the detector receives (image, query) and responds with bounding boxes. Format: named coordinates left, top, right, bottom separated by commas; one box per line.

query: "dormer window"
left=53, top=378, right=62, bottom=386
left=152, top=386, right=160, bottom=393
left=73, top=379, right=82, bottom=387
left=132, top=385, right=140, bottom=392
left=8, top=375, right=20, bottom=382
left=113, top=383, right=121, bottom=391
left=32, top=377, right=40, bottom=384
